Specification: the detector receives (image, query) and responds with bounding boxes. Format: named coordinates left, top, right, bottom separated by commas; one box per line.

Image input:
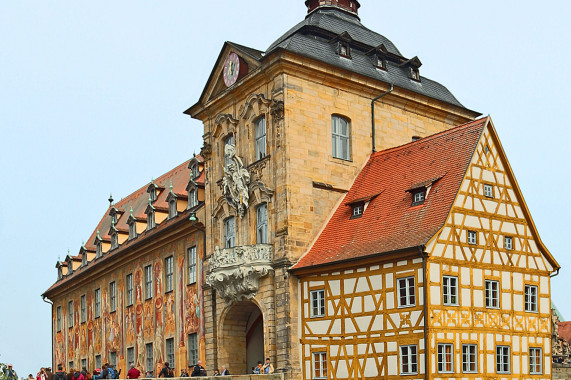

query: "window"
left=310, top=289, right=325, bottom=318
left=56, top=306, right=62, bottom=331
left=224, top=134, right=235, bottom=167
left=256, top=203, right=268, bottom=244
left=148, top=185, right=157, bottom=202
left=338, top=42, right=350, bottom=58
left=255, top=116, right=267, bottom=160
left=505, top=236, right=513, bottom=250
left=397, top=276, right=415, bottom=307
left=332, top=116, right=350, bottom=160
left=496, top=346, right=510, bottom=373
left=82, top=254, right=87, bottom=267
left=94, top=288, right=101, bottom=318
left=146, top=210, right=155, bottom=230
left=95, top=355, right=101, bottom=371
left=525, top=285, right=538, bottom=312
left=146, top=343, right=154, bottom=373
left=128, top=220, right=137, bottom=240
left=225, top=217, right=235, bottom=248
left=529, top=347, right=542, bottom=374
left=145, top=265, right=153, bottom=299
left=81, top=358, right=87, bottom=369
left=127, top=347, right=135, bottom=367
left=410, top=67, right=420, bottom=81
left=68, top=362, right=74, bottom=371
left=443, top=276, right=458, bottom=306
left=351, top=202, right=364, bottom=218
left=109, top=351, right=117, bottom=367
left=188, top=333, right=198, bottom=365
left=437, top=344, right=454, bottom=373
left=58, top=267, right=63, bottom=280
left=484, top=184, right=493, bottom=198
left=126, top=273, right=134, bottom=306
left=80, top=295, right=86, bottom=323
left=188, top=246, right=197, bottom=285
left=412, top=190, right=425, bottom=206
left=96, top=242, right=102, bottom=258
left=68, top=300, right=74, bottom=328
left=110, top=232, right=118, bottom=250
left=165, top=256, right=174, bottom=293
left=189, top=189, right=198, bottom=208
left=485, top=280, right=499, bottom=308
left=462, top=344, right=477, bottom=373
left=375, top=55, right=386, bottom=70
left=484, top=145, right=490, bottom=154
left=313, top=352, right=327, bottom=379
left=109, top=281, right=116, bottom=312
left=190, top=162, right=200, bottom=180
left=168, top=199, right=177, bottom=219
left=400, top=345, right=418, bottom=375
left=467, top=230, right=477, bottom=245
left=166, top=338, right=175, bottom=367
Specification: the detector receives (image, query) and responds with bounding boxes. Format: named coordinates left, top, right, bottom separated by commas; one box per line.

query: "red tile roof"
left=292, top=118, right=488, bottom=270
left=559, top=322, right=571, bottom=345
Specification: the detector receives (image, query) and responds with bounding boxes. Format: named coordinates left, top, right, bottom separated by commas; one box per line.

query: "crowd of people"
left=10, top=357, right=276, bottom=380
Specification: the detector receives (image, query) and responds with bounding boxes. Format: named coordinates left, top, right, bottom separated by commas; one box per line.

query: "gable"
left=425, top=118, right=558, bottom=272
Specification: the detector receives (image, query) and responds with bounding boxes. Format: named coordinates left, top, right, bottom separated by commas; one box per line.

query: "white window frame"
left=400, top=345, right=418, bottom=375
left=442, top=276, right=459, bottom=306
left=496, top=345, right=510, bottom=374
left=144, top=265, right=153, bottom=300
left=413, top=190, right=425, bottom=205
left=310, top=289, right=325, bottom=318
left=165, top=256, right=174, bottom=293
left=166, top=338, right=175, bottom=366
left=437, top=343, right=454, bottom=373
left=484, top=184, right=493, bottom=198
left=126, top=273, right=134, bottom=306
left=256, top=203, right=268, bottom=244
left=80, top=294, right=86, bottom=323
left=332, top=115, right=350, bottom=161
left=225, top=217, right=235, bottom=248
left=467, top=230, right=477, bottom=245
left=525, top=285, right=538, bottom=312
left=94, top=288, right=101, bottom=318
left=312, top=352, right=327, bottom=379
left=352, top=204, right=363, bottom=217
left=485, top=280, right=500, bottom=309
left=109, top=281, right=116, bottom=312
left=462, top=344, right=477, bottom=373
left=397, top=276, right=415, bottom=307
left=255, top=116, right=267, bottom=161
left=188, top=246, right=197, bottom=285
left=529, top=347, right=542, bottom=374
left=504, top=236, right=513, bottom=250
left=56, top=306, right=62, bottom=331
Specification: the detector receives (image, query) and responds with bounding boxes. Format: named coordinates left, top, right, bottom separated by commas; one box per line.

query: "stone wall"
left=552, top=363, right=571, bottom=379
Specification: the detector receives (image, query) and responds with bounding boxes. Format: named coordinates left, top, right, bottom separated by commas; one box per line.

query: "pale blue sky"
left=1, top=0, right=569, bottom=374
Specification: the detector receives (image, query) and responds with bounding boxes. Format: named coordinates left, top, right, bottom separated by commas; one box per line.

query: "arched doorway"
left=219, top=300, right=264, bottom=375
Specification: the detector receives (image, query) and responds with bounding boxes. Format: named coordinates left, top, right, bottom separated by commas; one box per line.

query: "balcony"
left=206, top=244, right=273, bottom=303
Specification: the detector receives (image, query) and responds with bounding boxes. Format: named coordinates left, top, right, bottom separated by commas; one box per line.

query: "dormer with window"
left=345, top=193, right=379, bottom=220
left=368, top=44, right=389, bottom=71
left=332, top=31, right=353, bottom=59
left=109, top=207, right=121, bottom=225
left=145, top=197, right=156, bottom=230
left=399, top=56, right=422, bottom=82
left=94, top=230, right=103, bottom=258
left=406, top=176, right=440, bottom=207
left=147, top=181, right=159, bottom=203
left=127, top=207, right=138, bottom=240
left=166, top=185, right=178, bottom=219
left=109, top=222, right=119, bottom=250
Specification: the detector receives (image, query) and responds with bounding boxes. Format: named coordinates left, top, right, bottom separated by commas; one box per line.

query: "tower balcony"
left=206, top=244, right=273, bottom=303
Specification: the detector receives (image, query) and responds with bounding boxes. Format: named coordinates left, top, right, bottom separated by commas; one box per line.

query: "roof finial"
left=96, top=230, right=101, bottom=239
left=170, top=180, right=173, bottom=191
left=130, top=206, right=134, bottom=216
left=108, top=193, right=114, bottom=206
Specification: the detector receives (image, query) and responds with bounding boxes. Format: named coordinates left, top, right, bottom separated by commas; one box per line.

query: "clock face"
left=223, top=52, right=240, bottom=87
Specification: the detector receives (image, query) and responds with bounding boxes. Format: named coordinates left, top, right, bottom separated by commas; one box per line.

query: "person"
left=126, top=365, right=140, bottom=379
left=106, top=364, right=116, bottom=380
left=145, top=371, right=154, bottom=378
left=37, top=368, right=47, bottom=380
left=66, top=368, right=75, bottom=380
left=261, top=358, right=274, bottom=374
left=190, top=361, right=206, bottom=377
left=219, top=366, right=230, bottom=376
left=46, top=368, right=54, bottom=380
left=252, top=362, right=263, bottom=374
left=99, top=365, right=108, bottom=380
left=29, top=375, right=35, bottom=380
left=80, top=367, right=90, bottom=380
left=54, top=365, right=67, bottom=380
left=158, top=362, right=173, bottom=378
left=179, top=369, right=188, bottom=378
left=212, top=370, right=220, bottom=377
left=6, top=365, right=17, bottom=380
left=73, top=371, right=84, bottom=380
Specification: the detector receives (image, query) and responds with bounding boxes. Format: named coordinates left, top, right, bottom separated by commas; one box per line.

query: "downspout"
left=42, top=295, right=54, bottom=369
left=550, top=268, right=560, bottom=278
left=371, top=84, right=394, bottom=153
left=418, top=246, right=428, bottom=380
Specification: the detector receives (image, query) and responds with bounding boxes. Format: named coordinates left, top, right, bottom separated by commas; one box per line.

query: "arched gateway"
left=219, top=300, right=264, bottom=375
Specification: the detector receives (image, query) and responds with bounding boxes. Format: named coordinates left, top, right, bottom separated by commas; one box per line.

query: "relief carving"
left=270, top=100, right=284, bottom=148
left=222, top=144, right=250, bottom=218
left=206, top=244, right=273, bottom=303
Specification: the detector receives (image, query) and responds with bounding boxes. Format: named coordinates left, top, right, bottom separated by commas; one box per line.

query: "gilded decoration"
left=206, top=244, right=273, bottom=303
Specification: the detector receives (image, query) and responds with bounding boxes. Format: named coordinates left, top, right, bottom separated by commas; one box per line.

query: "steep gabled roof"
left=292, top=118, right=488, bottom=270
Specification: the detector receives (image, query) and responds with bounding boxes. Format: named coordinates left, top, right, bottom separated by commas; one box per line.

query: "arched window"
left=332, top=115, right=351, bottom=160
left=255, top=116, right=267, bottom=160
left=224, top=216, right=235, bottom=248
left=256, top=203, right=268, bottom=244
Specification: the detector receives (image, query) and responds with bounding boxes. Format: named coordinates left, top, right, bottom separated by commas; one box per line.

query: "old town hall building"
left=43, top=1, right=559, bottom=379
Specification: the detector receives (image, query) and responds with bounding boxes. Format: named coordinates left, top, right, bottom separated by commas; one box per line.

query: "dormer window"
left=189, top=189, right=198, bottom=208
left=168, top=199, right=177, bottom=219
left=110, top=232, right=118, bottom=250
left=412, top=189, right=426, bottom=206
left=190, top=162, right=199, bottom=180
left=375, top=55, right=386, bottom=70
left=128, top=221, right=136, bottom=240
left=338, top=42, right=351, bottom=58
left=109, top=208, right=118, bottom=224
left=147, top=183, right=158, bottom=203
left=351, top=202, right=364, bottom=219
left=82, top=254, right=87, bottom=267
left=410, top=67, right=420, bottom=82
left=58, top=267, right=63, bottom=280
left=96, top=242, right=102, bottom=258
left=146, top=210, right=155, bottom=230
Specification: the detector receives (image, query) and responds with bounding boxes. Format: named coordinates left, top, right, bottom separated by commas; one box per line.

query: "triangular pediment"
left=185, top=42, right=263, bottom=115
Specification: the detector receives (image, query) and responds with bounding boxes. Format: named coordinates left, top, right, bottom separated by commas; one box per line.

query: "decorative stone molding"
left=270, top=100, right=284, bottom=148
left=248, top=156, right=269, bottom=182
left=238, top=93, right=271, bottom=120
left=207, top=244, right=273, bottom=303
left=213, top=113, right=238, bottom=139
left=222, top=144, right=251, bottom=217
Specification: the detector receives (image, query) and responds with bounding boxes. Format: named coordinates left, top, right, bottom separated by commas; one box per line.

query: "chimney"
left=305, top=0, right=360, bottom=18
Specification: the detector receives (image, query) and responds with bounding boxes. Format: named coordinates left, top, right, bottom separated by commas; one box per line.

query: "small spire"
left=58, top=255, right=61, bottom=262
left=130, top=206, right=134, bottom=216
left=96, top=230, right=101, bottom=239
left=108, top=193, right=114, bottom=206
left=170, top=180, right=173, bottom=192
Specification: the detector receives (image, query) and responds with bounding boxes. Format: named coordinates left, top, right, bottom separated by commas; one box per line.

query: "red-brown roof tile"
left=292, top=117, right=488, bottom=270
left=559, top=322, right=571, bottom=345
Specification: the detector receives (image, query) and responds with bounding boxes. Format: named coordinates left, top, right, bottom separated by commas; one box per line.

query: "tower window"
left=338, top=42, right=351, bottom=58
left=410, top=67, right=420, bottom=81
left=332, top=115, right=350, bottom=161
left=256, top=203, right=268, bottom=244
left=225, top=217, right=235, bottom=248
left=376, top=55, right=386, bottom=70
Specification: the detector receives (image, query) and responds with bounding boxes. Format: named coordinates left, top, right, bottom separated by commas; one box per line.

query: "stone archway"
left=219, top=301, right=264, bottom=375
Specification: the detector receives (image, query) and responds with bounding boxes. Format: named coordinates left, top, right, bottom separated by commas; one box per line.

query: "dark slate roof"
left=265, top=8, right=470, bottom=110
